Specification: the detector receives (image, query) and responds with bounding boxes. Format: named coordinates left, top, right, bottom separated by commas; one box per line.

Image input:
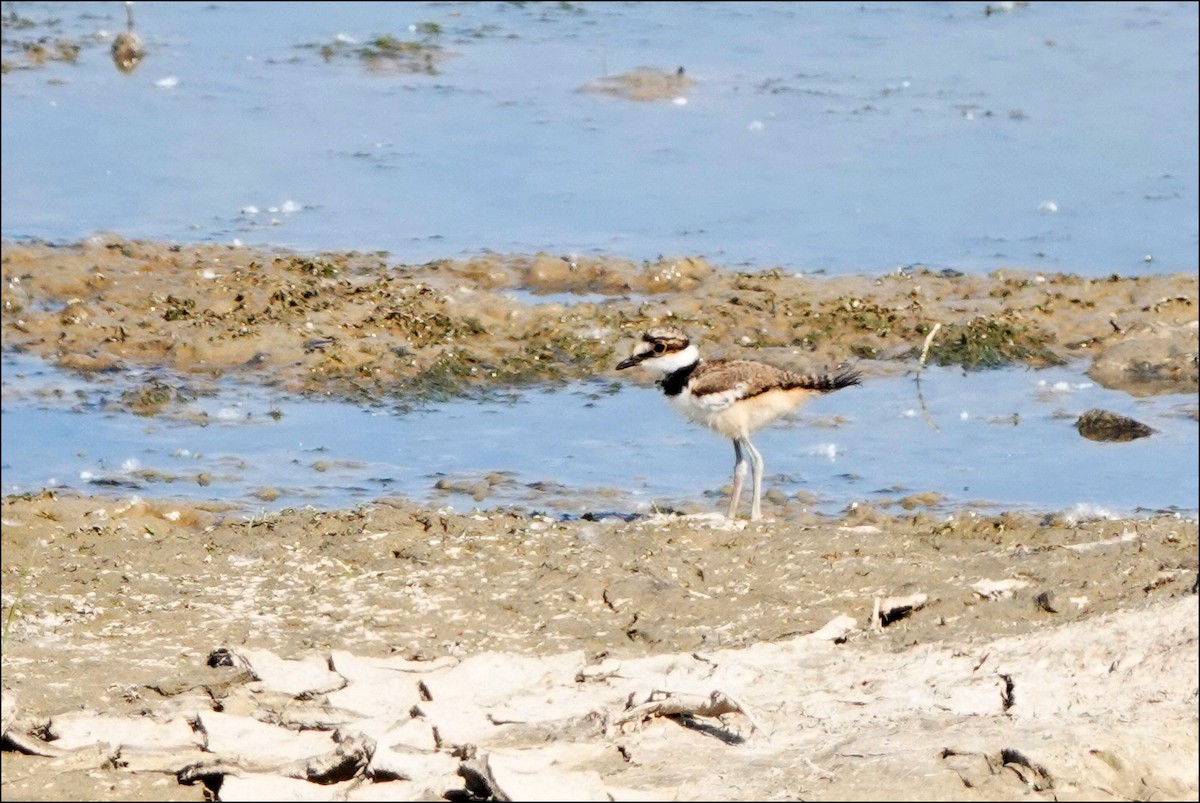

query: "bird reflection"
left=111, top=1, right=145, bottom=73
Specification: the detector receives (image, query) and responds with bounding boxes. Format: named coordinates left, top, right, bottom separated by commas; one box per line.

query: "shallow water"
left=2, top=1, right=1197, bottom=275
left=3, top=3, right=1197, bottom=521
left=3, top=352, right=1196, bottom=518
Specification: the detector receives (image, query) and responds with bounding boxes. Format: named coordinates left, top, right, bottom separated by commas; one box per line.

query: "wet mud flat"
left=1, top=237, right=1198, bottom=800
left=2, top=237, right=1196, bottom=410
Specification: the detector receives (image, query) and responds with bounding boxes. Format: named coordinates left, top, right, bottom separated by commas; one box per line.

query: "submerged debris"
left=582, top=66, right=693, bottom=102
left=303, top=28, right=449, bottom=74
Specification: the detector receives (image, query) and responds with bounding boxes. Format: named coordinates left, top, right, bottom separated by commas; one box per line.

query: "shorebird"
left=111, top=1, right=145, bottom=74
left=616, top=327, right=861, bottom=521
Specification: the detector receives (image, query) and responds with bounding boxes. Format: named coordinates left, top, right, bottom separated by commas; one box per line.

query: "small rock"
left=899, top=491, right=944, bottom=510
left=525, top=254, right=573, bottom=290
left=581, top=67, right=694, bottom=102
left=1075, top=409, right=1155, bottom=442
left=1088, top=320, right=1199, bottom=395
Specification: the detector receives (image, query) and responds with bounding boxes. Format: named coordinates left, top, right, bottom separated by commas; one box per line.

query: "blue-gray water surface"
left=2, top=352, right=1196, bottom=519
left=2, top=1, right=1197, bottom=275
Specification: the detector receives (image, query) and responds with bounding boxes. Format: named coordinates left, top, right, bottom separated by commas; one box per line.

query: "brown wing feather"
left=688, top=360, right=791, bottom=400
left=689, top=359, right=860, bottom=400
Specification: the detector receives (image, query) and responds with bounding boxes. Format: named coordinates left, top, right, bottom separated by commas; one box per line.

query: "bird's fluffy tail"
left=790, top=369, right=862, bottom=393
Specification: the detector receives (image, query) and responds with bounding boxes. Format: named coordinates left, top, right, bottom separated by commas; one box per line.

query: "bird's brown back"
left=688, top=359, right=860, bottom=400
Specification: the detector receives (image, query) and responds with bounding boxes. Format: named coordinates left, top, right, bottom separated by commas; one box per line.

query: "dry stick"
left=918, top=322, right=943, bottom=368
left=914, top=322, right=943, bottom=432
left=615, top=689, right=760, bottom=735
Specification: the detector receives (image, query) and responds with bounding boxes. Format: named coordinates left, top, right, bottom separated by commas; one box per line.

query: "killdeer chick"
left=616, top=327, right=861, bottom=521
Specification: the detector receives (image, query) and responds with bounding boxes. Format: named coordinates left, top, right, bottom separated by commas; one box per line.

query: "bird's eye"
left=652, top=342, right=666, bottom=354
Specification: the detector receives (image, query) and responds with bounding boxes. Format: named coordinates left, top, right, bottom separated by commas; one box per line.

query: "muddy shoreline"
left=3, top=238, right=1196, bottom=414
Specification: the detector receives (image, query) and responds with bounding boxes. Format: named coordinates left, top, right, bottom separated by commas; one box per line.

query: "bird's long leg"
left=728, top=438, right=748, bottom=520
left=744, top=437, right=765, bottom=521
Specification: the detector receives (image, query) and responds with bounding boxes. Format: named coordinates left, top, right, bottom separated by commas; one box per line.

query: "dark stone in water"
left=88, top=477, right=142, bottom=488
left=1075, top=408, right=1155, bottom=442
left=576, top=511, right=644, bottom=522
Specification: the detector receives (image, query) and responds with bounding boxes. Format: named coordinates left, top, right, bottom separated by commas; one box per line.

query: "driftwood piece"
left=177, top=729, right=374, bottom=788
left=280, top=730, right=373, bottom=784
left=614, top=689, right=759, bottom=735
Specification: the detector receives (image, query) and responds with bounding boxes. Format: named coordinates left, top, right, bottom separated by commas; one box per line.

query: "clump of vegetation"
left=2, top=37, right=80, bottom=71
left=387, top=326, right=615, bottom=404
left=269, top=285, right=329, bottom=313
left=285, top=257, right=339, bottom=278
left=411, top=22, right=442, bottom=36
left=120, top=377, right=194, bottom=416
left=915, top=317, right=1064, bottom=370
left=379, top=305, right=460, bottom=348
left=367, top=286, right=466, bottom=348
left=2, top=8, right=86, bottom=72
left=2, top=9, right=43, bottom=32
left=306, top=24, right=449, bottom=74
left=22, top=38, right=79, bottom=63
left=162, top=295, right=195, bottom=321
left=504, top=1, right=587, bottom=17
left=832, top=296, right=902, bottom=338
left=547, top=331, right=613, bottom=365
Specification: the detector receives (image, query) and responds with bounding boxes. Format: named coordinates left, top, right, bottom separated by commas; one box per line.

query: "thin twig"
left=918, top=322, right=942, bottom=368
left=914, top=323, right=943, bottom=432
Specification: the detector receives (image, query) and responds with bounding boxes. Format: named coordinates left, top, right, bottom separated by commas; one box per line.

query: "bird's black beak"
left=616, top=353, right=647, bottom=370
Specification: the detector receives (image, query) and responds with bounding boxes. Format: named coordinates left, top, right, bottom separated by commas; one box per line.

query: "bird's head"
left=616, top=327, right=699, bottom=374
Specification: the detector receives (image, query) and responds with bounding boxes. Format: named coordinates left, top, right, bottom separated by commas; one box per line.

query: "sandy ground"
left=1, top=238, right=1197, bottom=800
left=1, top=494, right=1196, bottom=801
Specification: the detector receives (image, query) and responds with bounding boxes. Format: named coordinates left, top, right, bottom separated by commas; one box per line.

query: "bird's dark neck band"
left=659, top=360, right=699, bottom=396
